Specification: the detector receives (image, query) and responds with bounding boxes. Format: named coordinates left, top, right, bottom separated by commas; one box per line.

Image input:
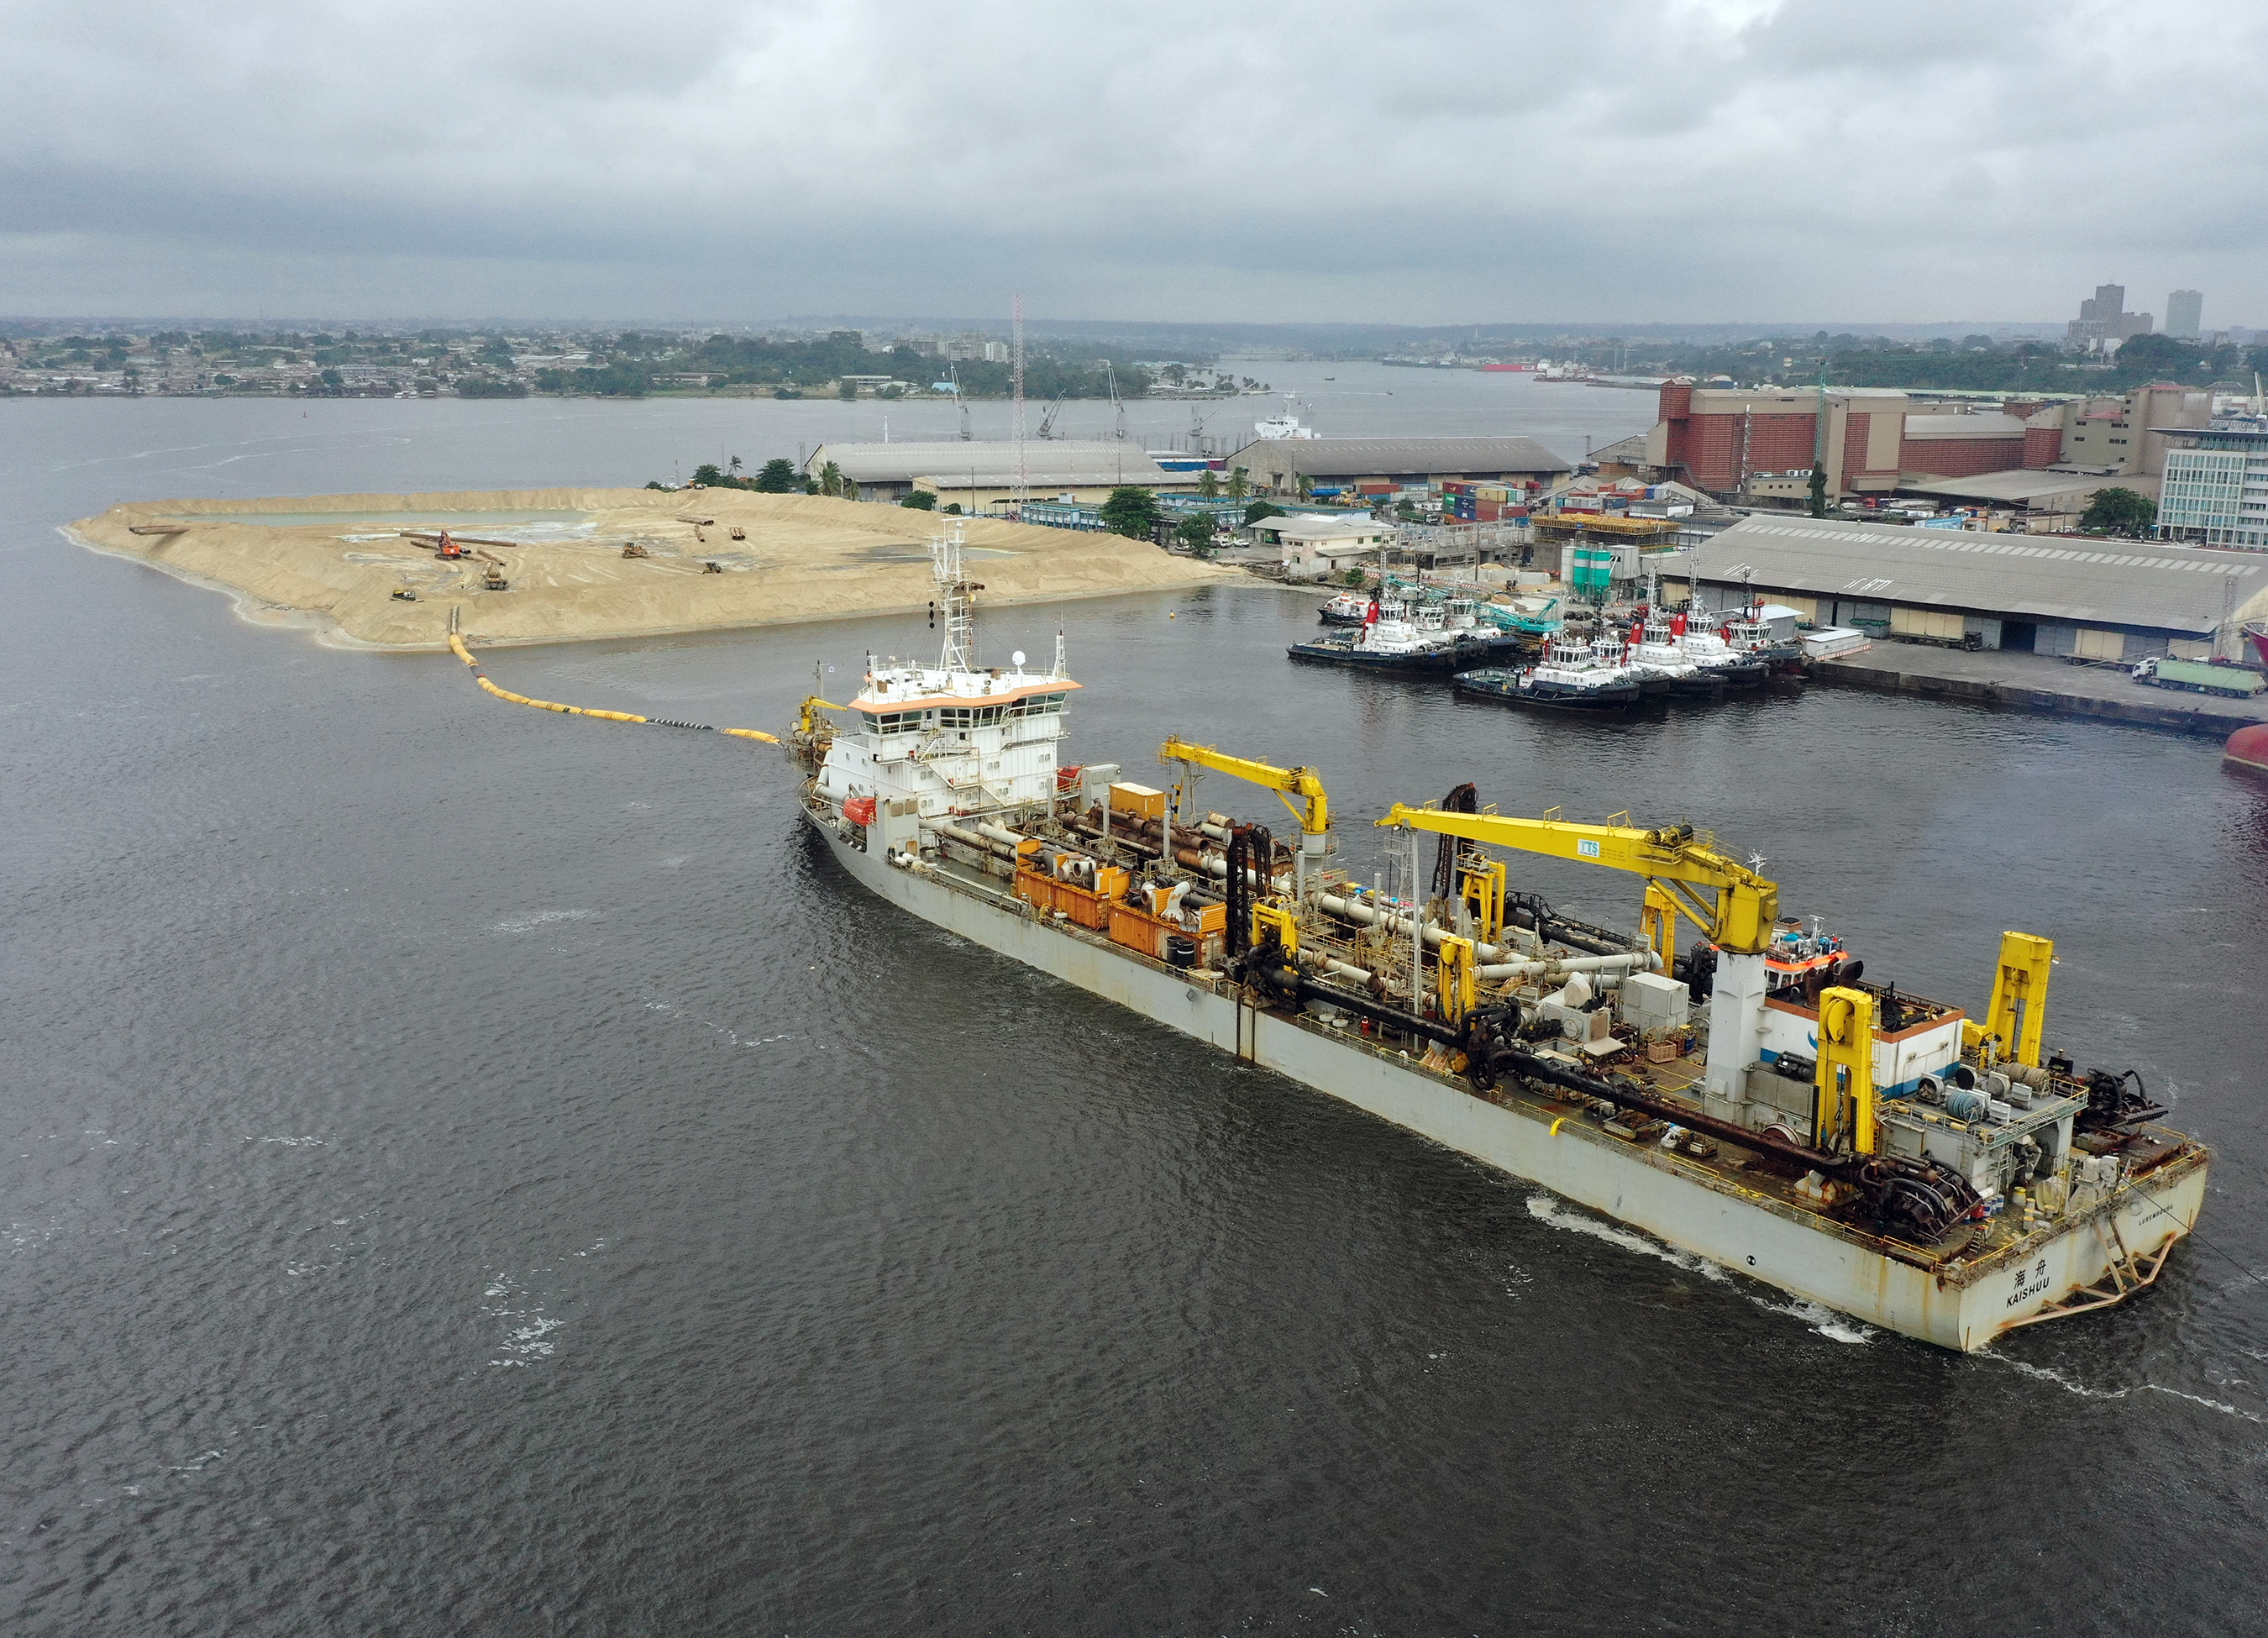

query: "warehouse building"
left=1638, top=382, right=2209, bottom=502
left=1222, top=435, right=1569, bottom=499
left=1681, top=514, right=2263, bottom=659
left=805, top=439, right=1187, bottom=506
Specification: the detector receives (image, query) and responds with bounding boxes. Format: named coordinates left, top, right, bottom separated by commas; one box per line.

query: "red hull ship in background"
left=2221, top=622, right=2268, bottom=780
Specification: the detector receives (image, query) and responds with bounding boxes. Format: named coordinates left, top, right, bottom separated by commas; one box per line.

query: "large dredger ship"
left=788, top=528, right=2208, bottom=1351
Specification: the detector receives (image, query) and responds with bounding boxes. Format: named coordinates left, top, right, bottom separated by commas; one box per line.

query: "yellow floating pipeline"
left=448, top=630, right=779, bottom=743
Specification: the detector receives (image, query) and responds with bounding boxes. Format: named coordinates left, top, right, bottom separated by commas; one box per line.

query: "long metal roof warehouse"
left=806, top=439, right=1184, bottom=503
left=1224, top=436, right=1571, bottom=494
left=1684, top=514, right=2265, bottom=660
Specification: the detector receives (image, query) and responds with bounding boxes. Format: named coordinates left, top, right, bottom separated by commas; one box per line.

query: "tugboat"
left=1621, top=611, right=1725, bottom=700
left=1722, top=601, right=1806, bottom=675
left=1674, top=612, right=1772, bottom=688
left=1318, top=590, right=1374, bottom=626
left=1289, top=598, right=1530, bottom=675
left=1457, top=631, right=1645, bottom=711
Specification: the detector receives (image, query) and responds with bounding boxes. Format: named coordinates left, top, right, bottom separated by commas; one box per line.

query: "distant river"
left=3, top=391, right=2265, bottom=1635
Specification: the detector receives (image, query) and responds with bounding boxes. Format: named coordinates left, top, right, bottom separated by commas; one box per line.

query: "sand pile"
left=68, top=486, right=1243, bottom=649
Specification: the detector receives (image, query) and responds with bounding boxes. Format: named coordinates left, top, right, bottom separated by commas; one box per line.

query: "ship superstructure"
left=790, top=528, right=2209, bottom=1351
left=806, top=527, right=1079, bottom=841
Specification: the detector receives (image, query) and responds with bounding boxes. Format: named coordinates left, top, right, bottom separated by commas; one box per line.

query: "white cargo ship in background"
left=789, top=527, right=2208, bottom=1351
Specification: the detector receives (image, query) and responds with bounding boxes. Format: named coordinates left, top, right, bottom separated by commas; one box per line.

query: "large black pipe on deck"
left=1244, top=954, right=1981, bottom=1242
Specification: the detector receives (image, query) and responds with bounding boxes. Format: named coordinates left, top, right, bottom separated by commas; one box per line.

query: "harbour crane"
left=1035, top=391, right=1068, bottom=440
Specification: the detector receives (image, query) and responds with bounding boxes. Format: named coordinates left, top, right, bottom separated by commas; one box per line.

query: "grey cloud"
left=3, top=0, right=2264, bottom=323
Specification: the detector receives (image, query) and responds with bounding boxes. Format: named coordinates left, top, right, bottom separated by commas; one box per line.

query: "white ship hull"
left=806, top=814, right=2205, bottom=1352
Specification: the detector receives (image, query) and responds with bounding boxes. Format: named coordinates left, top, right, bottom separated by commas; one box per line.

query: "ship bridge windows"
left=869, top=710, right=924, bottom=736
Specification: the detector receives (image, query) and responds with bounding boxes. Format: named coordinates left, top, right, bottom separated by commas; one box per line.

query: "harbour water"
left=4, top=393, right=2266, bottom=1633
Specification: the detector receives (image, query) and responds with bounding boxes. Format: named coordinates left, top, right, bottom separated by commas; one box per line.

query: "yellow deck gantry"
left=1374, top=805, right=1779, bottom=956
left=1972, top=931, right=2054, bottom=1067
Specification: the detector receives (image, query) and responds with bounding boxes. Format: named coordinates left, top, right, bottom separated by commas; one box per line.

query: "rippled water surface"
left=4, top=397, right=2266, bottom=1635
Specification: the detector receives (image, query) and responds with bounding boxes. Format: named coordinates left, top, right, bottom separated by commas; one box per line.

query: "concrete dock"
left=1808, top=643, right=2268, bottom=737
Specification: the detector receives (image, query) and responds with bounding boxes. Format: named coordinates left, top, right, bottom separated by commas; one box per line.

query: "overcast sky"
left=6, top=0, right=2260, bottom=327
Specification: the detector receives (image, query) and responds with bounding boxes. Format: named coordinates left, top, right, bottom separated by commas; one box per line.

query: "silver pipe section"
left=974, top=820, right=1025, bottom=850
left=1314, top=890, right=1660, bottom=974
left=1476, top=953, right=1654, bottom=981
left=923, top=818, right=1016, bottom=859
left=1295, top=949, right=1378, bottom=987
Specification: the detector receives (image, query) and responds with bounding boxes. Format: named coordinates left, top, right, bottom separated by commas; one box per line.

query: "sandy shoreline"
left=67, top=486, right=1246, bottom=651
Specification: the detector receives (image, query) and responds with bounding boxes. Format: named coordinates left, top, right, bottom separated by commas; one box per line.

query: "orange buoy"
left=2224, top=722, right=2268, bottom=780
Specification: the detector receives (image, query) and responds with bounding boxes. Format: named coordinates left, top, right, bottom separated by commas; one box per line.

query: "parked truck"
left=2131, top=655, right=2266, bottom=699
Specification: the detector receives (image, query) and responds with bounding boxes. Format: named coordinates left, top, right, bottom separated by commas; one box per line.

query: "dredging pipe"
left=449, top=629, right=778, bottom=742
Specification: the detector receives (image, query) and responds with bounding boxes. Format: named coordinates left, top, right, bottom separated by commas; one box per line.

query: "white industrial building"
left=1247, top=513, right=1394, bottom=580
left=806, top=439, right=1187, bottom=506
left=1680, top=513, right=2264, bottom=660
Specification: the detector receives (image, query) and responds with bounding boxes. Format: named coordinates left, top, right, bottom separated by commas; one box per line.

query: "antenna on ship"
left=930, top=521, right=978, bottom=673
left=1053, top=625, right=1065, bottom=680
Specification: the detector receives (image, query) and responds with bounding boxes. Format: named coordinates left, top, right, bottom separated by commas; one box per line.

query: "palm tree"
left=1226, top=466, right=1249, bottom=500
left=1197, top=467, right=1221, bottom=499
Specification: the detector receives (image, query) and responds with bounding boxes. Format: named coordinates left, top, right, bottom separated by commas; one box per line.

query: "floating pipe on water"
left=448, top=631, right=778, bottom=741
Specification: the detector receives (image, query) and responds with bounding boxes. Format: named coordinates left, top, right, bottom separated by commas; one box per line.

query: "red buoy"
left=2224, top=722, right=2268, bottom=780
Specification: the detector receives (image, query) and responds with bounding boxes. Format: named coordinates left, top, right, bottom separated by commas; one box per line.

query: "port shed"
left=1684, top=514, right=2264, bottom=660
left=808, top=439, right=1186, bottom=504
left=1225, top=436, right=1571, bottom=496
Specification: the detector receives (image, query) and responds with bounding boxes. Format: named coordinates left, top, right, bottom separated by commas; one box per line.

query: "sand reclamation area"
left=67, top=487, right=1246, bottom=649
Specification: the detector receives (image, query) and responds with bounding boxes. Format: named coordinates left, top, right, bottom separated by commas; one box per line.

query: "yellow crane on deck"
left=1374, top=804, right=1777, bottom=957
left=1158, top=738, right=1329, bottom=848
left=1370, top=801, right=1862, bottom=1142
left=1157, top=737, right=1332, bottom=947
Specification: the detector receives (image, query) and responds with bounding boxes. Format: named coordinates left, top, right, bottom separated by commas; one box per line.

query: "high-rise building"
left=2066, top=282, right=2154, bottom=344
left=2166, top=290, right=2204, bottom=339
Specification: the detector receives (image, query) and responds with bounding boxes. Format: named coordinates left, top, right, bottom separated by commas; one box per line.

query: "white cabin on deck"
left=813, top=660, right=1079, bottom=827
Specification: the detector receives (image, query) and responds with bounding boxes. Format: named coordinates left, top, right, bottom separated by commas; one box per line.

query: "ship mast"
left=930, top=522, right=979, bottom=673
